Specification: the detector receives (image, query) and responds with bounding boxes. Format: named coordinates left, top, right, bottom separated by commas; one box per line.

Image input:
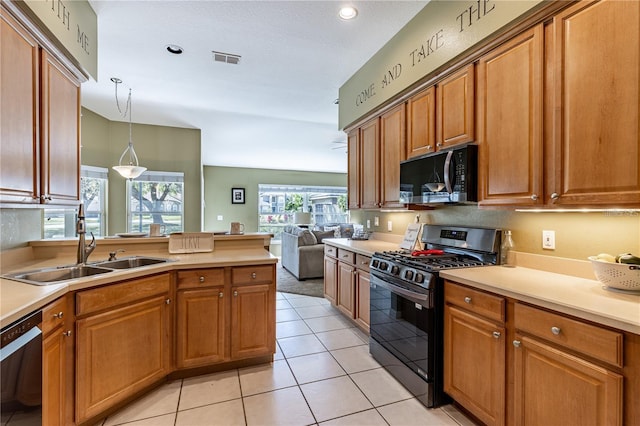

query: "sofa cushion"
left=312, top=230, right=335, bottom=243
left=297, top=229, right=317, bottom=246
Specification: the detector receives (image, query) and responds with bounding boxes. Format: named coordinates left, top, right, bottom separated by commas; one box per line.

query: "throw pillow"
left=312, top=230, right=335, bottom=243
left=323, top=225, right=341, bottom=238
left=298, top=230, right=318, bottom=246
left=340, top=224, right=355, bottom=238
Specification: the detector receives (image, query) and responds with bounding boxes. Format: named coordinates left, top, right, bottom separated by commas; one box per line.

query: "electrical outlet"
left=366, top=220, right=371, bottom=229
left=217, top=215, right=223, bottom=221
left=374, top=217, right=379, bottom=226
left=542, top=230, right=555, bottom=250
left=387, top=220, right=393, bottom=232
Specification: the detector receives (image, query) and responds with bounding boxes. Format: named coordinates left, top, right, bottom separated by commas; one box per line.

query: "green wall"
left=203, top=166, right=347, bottom=233
left=350, top=207, right=640, bottom=262
left=81, top=108, right=202, bottom=234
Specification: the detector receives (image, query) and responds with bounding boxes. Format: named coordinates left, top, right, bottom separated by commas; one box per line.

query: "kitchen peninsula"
left=1, top=233, right=277, bottom=425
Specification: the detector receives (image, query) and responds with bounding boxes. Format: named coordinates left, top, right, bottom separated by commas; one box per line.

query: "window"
left=127, top=171, right=184, bottom=234
left=258, top=184, right=347, bottom=240
left=43, top=166, right=108, bottom=238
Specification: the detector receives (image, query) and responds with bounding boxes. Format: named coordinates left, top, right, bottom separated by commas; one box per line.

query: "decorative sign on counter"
left=169, top=232, right=214, bottom=254
left=400, top=223, right=422, bottom=251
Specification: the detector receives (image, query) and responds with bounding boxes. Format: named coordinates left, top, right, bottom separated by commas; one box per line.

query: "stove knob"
left=391, top=265, right=400, bottom=275
left=371, top=260, right=379, bottom=268
left=405, top=270, right=414, bottom=280
left=379, top=262, right=388, bottom=271
left=415, top=273, right=424, bottom=283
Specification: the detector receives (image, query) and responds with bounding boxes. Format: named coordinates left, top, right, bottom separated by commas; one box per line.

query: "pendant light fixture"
left=111, top=77, right=146, bottom=179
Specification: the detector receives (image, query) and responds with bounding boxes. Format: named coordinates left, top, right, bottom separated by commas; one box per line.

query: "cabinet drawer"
left=42, top=296, right=67, bottom=334
left=324, top=245, right=337, bottom=258
left=231, top=265, right=274, bottom=285
left=76, top=273, right=171, bottom=316
left=337, top=249, right=355, bottom=264
left=444, top=281, right=505, bottom=323
left=177, top=268, right=224, bottom=289
left=514, top=303, right=623, bottom=367
left=355, top=254, right=371, bottom=272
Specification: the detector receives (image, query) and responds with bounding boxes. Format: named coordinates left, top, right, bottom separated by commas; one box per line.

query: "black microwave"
left=399, top=144, right=477, bottom=204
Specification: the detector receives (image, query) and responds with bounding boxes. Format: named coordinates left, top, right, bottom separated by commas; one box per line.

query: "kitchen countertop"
left=1, top=247, right=277, bottom=329
left=324, top=238, right=639, bottom=334
left=441, top=266, right=640, bottom=334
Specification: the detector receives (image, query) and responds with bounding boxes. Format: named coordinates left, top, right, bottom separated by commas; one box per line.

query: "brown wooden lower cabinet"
left=355, top=269, right=370, bottom=331
left=75, top=274, right=172, bottom=423
left=231, top=283, right=275, bottom=359
left=337, top=261, right=355, bottom=318
left=323, top=255, right=337, bottom=304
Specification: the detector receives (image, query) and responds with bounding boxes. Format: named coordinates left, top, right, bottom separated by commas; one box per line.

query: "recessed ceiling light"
left=166, top=44, right=184, bottom=55
left=339, top=6, right=358, bottom=20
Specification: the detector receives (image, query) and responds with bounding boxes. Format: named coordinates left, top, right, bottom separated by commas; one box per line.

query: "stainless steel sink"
left=93, top=256, right=171, bottom=269
left=3, top=265, right=114, bottom=286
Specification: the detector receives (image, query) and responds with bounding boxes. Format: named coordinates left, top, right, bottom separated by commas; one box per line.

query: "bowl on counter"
left=588, top=256, right=640, bottom=292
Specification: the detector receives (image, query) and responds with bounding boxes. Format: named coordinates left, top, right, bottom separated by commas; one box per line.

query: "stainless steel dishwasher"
left=1, top=310, right=43, bottom=423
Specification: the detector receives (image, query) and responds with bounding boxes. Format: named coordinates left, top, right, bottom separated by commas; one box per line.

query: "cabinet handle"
left=551, top=326, right=561, bottom=335
left=165, top=298, right=171, bottom=305
left=219, top=292, right=224, bottom=298
left=550, top=192, right=559, bottom=201
left=464, top=296, right=472, bottom=304
left=513, top=340, right=521, bottom=347
left=492, top=331, right=501, bottom=339
left=531, top=194, right=538, bottom=201
left=53, top=311, right=64, bottom=319
left=427, top=145, right=433, bottom=150
left=436, top=143, right=443, bottom=148
left=63, top=330, right=72, bottom=337
left=251, top=272, right=257, bottom=279
left=234, top=291, right=238, bottom=297
left=199, top=276, right=205, bottom=283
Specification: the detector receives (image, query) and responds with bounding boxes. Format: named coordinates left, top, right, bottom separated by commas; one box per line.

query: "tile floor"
left=97, top=291, right=477, bottom=426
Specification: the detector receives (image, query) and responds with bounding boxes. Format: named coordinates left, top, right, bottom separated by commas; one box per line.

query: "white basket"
left=588, top=257, right=640, bottom=291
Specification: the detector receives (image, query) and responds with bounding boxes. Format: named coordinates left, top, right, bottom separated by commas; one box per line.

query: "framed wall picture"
left=231, top=187, right=245, bottom=204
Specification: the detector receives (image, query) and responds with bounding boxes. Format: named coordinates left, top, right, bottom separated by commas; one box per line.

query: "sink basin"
left=93, top=256, right=171, bottom=269
left=3, top=265, right=113, bottom=286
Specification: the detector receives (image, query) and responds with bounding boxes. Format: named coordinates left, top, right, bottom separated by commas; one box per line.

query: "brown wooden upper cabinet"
left=0, top=6, right=81, bottom=206
left=548, top=0, right=640, bottom=207
left=436, top=64, right=475, bottom=150
left=347, top=129, right=360, bottom=210
left=407, top=86, right=436, bottom=158
left=379, top=104, right=406, bottom=208
left=477, top=25, right=544, bottom=207
left=359, top=117, right=381, bottom=209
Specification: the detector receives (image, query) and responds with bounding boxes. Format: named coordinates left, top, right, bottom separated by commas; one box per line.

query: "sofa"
left=281, top=224, right=355, bottom=280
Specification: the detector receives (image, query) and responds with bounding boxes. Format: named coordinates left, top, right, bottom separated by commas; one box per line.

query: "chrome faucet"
left=76, top=203, right=96, bottom=265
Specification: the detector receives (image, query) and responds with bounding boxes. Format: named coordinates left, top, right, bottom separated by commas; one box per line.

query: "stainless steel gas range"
left=368, top=224, right=502, bottom=408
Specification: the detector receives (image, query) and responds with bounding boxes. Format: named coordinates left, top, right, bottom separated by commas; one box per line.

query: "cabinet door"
left=40, top=50, right=81, bottom=204
left=324, top=255, right=338, bottom=305
left=347, top=128, right=361, bottom=209
left=437, top=64, right=475, bottom=150
left=444, top=305, right=505, bottom=426
left=337, top=261, right=355, bottom=318
left=380, top=104, right=406, bottom=208
left=42, top=329, right=66, bottom=426
left=407, top=87, right=436, bottom=158
left=76, top=295, right=171, bottom=422
left=231, top=284, right=275, bottom=359
left=176, top=287, right=226, bottom=368
left=355, top=269, right=370, bottom=330
left=0, top=8, right=39, bottom=204
left=360, top=118, right=380, bottom=209
left=550, top=0, right=640, bottom=206
left=513, top=335, right=623, bottom=426
left=478, top=26, right=544, bottom=207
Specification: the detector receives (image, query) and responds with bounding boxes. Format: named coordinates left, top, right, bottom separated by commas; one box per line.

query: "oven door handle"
left=371, top=275, right=429, bottom=305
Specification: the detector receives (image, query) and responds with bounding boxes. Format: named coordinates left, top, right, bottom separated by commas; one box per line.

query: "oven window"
left=370, top=282, right=433, bottom=380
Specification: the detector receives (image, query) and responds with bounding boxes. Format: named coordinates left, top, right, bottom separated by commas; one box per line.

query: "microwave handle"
left=444, top=150, right=454, bottom=194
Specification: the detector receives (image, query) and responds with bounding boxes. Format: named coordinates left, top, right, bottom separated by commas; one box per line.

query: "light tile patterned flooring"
left=98, top=291, right=477, bottom=426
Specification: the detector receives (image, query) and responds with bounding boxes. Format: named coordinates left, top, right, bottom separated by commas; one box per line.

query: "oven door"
left=369, top=273, right=434, bottom=382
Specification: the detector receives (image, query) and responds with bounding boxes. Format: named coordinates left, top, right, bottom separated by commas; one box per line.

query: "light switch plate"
left=217, top=215, right=223, bottom=221
left=542, top=230, right=555, bottom=250
left=387, top=221, right=393, bottom=232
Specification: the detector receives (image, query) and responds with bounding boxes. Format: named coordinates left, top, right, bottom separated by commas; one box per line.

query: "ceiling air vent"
left=212, top=51, right=241, bottom=65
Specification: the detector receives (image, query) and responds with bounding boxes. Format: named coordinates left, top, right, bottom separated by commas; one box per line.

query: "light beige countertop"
left=441, top=266, right=640, bottom=334
left=1, top=240, right=277, bottom=329
left=322, top=236, right=401, bottom=256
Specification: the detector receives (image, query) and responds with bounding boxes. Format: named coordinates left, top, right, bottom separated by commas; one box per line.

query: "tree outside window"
left=127, top=171, right=184, bottom=234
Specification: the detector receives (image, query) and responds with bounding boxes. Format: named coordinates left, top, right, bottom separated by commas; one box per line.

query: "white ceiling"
left=81, top=0, right=428, bottom=174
